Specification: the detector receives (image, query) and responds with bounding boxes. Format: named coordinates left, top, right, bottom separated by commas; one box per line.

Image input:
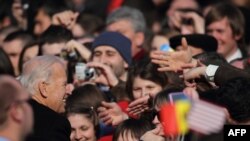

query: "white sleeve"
left=205, top=65, right=219, bottom=82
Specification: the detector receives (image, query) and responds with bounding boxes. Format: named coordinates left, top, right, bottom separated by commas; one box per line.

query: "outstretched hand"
left=183, top=60, right=206, bottom=81
left=151, top=38, right=194, bottom=72
left=98, top=101, right=128, bottom=126
left=127, top=95, right=151, bottom=116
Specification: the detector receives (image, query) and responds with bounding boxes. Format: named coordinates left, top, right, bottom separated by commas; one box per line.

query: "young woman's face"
left=132, top=76, right=163, bottom=99
left=68, top=114, right=96, bottom=141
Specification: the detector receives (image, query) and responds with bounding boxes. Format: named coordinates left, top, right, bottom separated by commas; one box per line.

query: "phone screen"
left=169, top=92, right=189, bottom=103
left=160, top=44, right=174, bottom=52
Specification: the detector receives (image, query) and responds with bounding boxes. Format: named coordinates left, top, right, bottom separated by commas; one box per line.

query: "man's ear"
left=124, top=62, right=129, bottom=69
left=38, top=81, right=48, bottom=98
left=10, top=105, right=23, bottom=123
left=234, top=33, right=242, bottom=41
left=135, top=32, right=145, bottom=47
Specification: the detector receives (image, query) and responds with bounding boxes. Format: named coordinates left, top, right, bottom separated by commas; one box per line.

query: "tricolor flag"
left=159, top=99, right=226, bottom=136
left=160, top=100, right=191, bottom=136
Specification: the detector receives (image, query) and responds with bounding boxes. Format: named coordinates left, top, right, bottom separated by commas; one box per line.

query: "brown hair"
left=65, top=84, right=106, bottom=110
left=126, top=57, right=184, bottom=100
left=65, top=104, right=100, bottom=138
left=205, top=2, right=245, bottom=38
left=113, top=118, right=154, bottom=141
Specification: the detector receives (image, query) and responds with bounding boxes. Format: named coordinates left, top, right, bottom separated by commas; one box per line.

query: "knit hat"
left=170, top=34, right=218, bottom=52
left=92, top=31, right=132, bottom=65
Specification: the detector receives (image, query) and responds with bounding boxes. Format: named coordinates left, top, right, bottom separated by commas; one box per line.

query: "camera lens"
left=85, top=68, right=95, bottom=79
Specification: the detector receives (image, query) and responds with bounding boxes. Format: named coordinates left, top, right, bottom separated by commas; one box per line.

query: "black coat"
left=214, top=64, right=250, bottom=86
left=26, top=99, right=70, bottom=141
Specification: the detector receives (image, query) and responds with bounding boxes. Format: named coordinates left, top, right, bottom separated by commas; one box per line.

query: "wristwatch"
left=205, top=65, right=219, bottom=82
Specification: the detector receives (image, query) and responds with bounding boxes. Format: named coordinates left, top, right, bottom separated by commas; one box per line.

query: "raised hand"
left=181, top=12, right=205, bottom=34
left=52, top=10, right=79, bottom=30
left=65, top=40, right=91, bottom=61
left=183, top=60, right=206, bottom=81
left=127, top=95, right=150, bottom=116
left=86, top=62, right=119, bottom=87
left=98, top=101, right=128, bottom=126
left=151, top=38, right=195, bottom=72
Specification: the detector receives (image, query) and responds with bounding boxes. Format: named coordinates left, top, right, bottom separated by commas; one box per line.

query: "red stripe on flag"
left=187, top=100, right=226, bottom=135
left=160, top=104, right=178, bottom=135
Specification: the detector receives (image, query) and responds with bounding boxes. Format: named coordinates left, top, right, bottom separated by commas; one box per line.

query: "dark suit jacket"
left=214, top=64, right=250, bottom=86
left=200, top=64, right=250, bottom=101
left=26, top=99, right=70, bottom=141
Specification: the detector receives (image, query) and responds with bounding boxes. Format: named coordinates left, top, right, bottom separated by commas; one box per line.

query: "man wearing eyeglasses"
left=0, top=75, right=33, bottom=141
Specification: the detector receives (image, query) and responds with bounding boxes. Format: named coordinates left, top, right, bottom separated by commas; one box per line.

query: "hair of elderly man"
left=19, top=55, right=65, bottom=95
left=106, top=6, right=146, bottom=33
left=0, top=75, right=20, bottom=126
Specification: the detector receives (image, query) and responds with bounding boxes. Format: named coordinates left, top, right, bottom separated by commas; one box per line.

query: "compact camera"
left=75, top=63, right=96, bottom=80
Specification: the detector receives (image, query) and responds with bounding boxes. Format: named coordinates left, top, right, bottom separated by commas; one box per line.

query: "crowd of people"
left=1, top=0, right=250, bottom=141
